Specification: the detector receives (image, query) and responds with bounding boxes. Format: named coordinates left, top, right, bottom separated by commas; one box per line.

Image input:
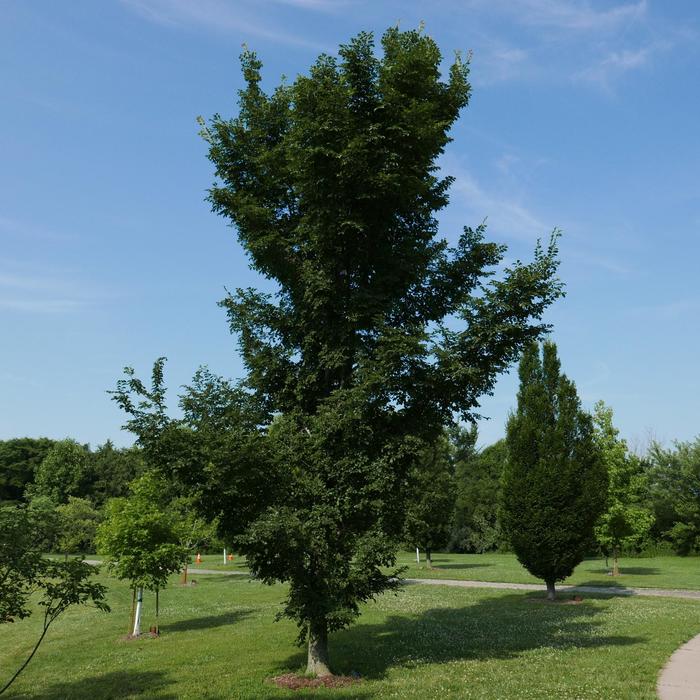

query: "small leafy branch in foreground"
left=0, top=505, right=109, bottom=696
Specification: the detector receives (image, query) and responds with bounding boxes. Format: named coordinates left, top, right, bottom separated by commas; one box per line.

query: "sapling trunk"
left=128, top=588, right=136, bottom=634
left=180, top=563, right=188, bottom=585
left=546, top=580, right=556, bottom=601
left=132, top=587, right=143, bottom=636
left=612, top=545, right=620, bottom=576
left=306, top=620, right=332, bottom=677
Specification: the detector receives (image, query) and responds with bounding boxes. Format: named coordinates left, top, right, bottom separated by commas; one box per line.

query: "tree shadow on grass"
left=587, top=567, right=661, bottom=576
left=284, top=591, right=646, bottom=680
left=29, top=671, right=177, bottom=700
left=427, top=563, right=491, bottom=571
left=160, top=609, right=253, bottom=634
left=569, top=580, right=644, bottom=593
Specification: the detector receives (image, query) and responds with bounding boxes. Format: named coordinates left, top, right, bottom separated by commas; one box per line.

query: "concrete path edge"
left=657, top=633, right=700, bottom=700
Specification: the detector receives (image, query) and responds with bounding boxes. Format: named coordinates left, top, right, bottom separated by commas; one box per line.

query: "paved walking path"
left=404, top=577, right=700, bottom=600
left=190, top=568, right=249, bottom=576
left=184, top=566, right=700, bottom=600
left=657, top=633, right=700, bottom=700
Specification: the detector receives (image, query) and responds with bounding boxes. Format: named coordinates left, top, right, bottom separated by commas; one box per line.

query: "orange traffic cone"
left=195, top=553, right=202, bottom=565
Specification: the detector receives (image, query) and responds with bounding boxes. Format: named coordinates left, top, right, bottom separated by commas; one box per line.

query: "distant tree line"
left=403, top=408, right=700, bottom=562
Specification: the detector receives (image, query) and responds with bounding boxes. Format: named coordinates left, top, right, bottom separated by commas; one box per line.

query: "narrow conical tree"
left=502, top=342, right=607, bottom=600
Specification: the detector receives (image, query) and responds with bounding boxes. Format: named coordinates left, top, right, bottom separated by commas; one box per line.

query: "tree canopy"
left=114, top=27, right=562, bottom=675
left=403, top=433, right=456, bottom=567
left=649, top=438, right=700, bottom=555
left=593, top=401, right=654, bottom=574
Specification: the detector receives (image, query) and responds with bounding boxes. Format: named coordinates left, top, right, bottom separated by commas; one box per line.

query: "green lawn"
left=1, top=572, right=699, bottom=699
left=193, top=551, right=700, bottom=590
left=397, top=552, right=700, bottom=590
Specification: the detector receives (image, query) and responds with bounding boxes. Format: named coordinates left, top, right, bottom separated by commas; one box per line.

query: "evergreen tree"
left=502, top=342, right=606, bottom=600
left=89, top=441, right=145, bottom=507
left=114, top=28, right=562, bottom=674
left=0, top=438, right=55, bottom=503
left=593, top=401, right=654, bottom=574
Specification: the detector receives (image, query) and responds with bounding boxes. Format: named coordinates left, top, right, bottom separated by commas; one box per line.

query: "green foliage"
left=502, top=342, right=607, bottom=593
left=0, top=438, right=55, bottom=503
left=88, top=441, right=145, bottom=507
left=115, top=26, right=561, bottom=669
left=26, top=495, right=62, bottom=553
left=648, top=438, right=700, bottom=555
left=170, top=494, right=218, bottom=552
left=56, top=497, right=102, bottom=555
left=593, top=401, right=654, bottom=561
left=29, top=439, right=92, bottom=504
left=0, top=504, right=108, bottom=696
left=450, top=433, right=506, bottom=553
left=96, top=472, right=187, bottom=591
left=403, top=434, right=456, bottom=557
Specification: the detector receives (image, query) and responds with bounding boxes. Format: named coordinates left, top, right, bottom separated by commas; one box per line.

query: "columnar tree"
left=502, top=342, right=607, bottom=600
left=114, top=28, right=562, bottom=675
left=593, top=401, right=654, bottom=575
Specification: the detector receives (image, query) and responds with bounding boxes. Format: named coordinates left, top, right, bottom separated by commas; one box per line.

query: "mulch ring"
left=271, top=673, right=361, bottom=690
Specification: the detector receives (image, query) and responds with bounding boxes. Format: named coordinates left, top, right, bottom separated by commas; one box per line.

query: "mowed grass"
left=1, top=572, right=699, bottom=699
left=194, top=551, right=700, bottom=590
left=396, top=552, right=700, bottom=590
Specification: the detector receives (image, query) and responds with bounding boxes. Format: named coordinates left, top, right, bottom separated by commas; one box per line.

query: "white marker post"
left=223, top=548, right=227, bottom=565
left=416, top=547, right=420, bottom=565
left=132, top=587, right=143, bottom=637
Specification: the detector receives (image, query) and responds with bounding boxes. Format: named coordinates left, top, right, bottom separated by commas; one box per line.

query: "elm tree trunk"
left=546, top=580, right=556, bottom=601
left=307, top=620, right=332, bottom=677
left=426, top=548, right=432, bottom=569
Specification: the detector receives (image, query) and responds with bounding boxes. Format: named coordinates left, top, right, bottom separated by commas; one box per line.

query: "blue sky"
left=1, top=0, right=698, bottom=451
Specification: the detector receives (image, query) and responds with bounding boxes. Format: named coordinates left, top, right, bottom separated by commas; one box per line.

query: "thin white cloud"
left=473, top=44, right=530, bottom=85
left=447, top=160, right=549, bottom=241
left=0, top=217, right=77, bottom=242
left=121, top=0, right=329, bottom=50
left=471, top=0, right=648, bottom=32
left=576, top=45, right=653, bottom=89
left=0, top=263, right=98, bottom=315
left=271, top=0, right=349, bottom=11
left=0, top=298, right=89, bottom=313
left=630, top=298, right=700, bottom=321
